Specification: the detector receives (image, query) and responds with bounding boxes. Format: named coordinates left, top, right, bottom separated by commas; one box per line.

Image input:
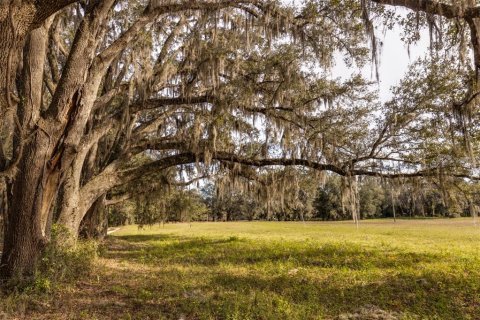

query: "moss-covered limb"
left=370, top=0, right=480, bottom=19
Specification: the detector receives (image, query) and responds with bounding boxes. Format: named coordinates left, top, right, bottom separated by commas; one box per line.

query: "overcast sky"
left=330, top=10, right=431, bottom=102
left=331, top=25, right=431, bottom=102
left=374, top=27, right=429, bottom=101
left=281, top=1, right=436, bottom=101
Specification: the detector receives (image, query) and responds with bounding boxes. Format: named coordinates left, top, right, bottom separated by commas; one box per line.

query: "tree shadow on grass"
left=211, top=273, right=480, bottom=319
left=19, top=259, right=480, bottom=320
left=99, top=234, right=480, bottom=319
left=16, top=233, right=478, bottom=319
left=206, top=269, right=480, bottom=319
left=113, top=233, right=175, bottom=243
left=108, top=233, right=445, bottom=271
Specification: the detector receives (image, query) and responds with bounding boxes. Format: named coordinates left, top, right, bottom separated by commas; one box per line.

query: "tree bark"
left=0, top=3, right=35, bottom=176
left=0, top=134, right=56, bottom=279
left=0, top=7, right=55, bottom=279
left=79, top=195, right=108, bottom=240
left=0, top=0, right=109, bottom=280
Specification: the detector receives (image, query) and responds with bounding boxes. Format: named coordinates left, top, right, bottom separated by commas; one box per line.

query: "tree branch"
left=131, top=95, right=214, bottom=113
left=370, top=0, right=480, bottom=19
left=33, top=0, right=80, bottom=27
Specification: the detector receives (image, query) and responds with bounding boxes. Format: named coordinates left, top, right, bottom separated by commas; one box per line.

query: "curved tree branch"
left=370, top=0, right=480, bottom=19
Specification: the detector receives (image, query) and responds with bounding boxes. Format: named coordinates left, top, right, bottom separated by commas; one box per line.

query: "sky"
left=325, top=4, right=432, bottom=102
left=332, top=23, right=431, bottom=102
left=283, top=0, right=433, bottom=102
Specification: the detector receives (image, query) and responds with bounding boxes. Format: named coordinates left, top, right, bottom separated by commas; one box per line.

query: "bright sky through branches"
left=332, top=20, right=430, bottom=102
left=285, top=0, right=430, bottom=101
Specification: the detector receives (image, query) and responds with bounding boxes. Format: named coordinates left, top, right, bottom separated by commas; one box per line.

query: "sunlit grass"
left=104, top=219, right=480, bottom=319
left=6, top=219, right=480, bottom=319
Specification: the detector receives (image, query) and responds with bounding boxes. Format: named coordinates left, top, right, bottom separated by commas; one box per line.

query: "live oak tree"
left=0, top=0, right=379, bottom=280
left=0, top=0, right=480, bottom=282
left=0, top=0, right=278, bottom=279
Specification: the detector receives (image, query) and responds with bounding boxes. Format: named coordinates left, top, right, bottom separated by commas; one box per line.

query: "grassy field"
left=7, top=219, right=480, bottom=319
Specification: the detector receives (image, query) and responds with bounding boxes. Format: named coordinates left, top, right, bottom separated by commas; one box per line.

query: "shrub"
left=34, top=224, right=98, bottom=292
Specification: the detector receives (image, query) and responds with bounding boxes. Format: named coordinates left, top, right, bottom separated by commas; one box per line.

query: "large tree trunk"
left=79, top=195, right=108, bottom=240
left=0, top=4, right=52, bottom=280
left=0, top=3, right=36, bottom=175
left=55, top=174, right=84, bottom=238
left=55, top=121, right=115, bottom=237
left=0, top=136, right=57, bottom=279
left=0, top=0, right=109, bottom=280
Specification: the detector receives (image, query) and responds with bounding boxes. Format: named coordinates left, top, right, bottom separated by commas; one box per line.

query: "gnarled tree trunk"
left=1, top=137, right=57, bottom=279
left=0, top=6, right=54, bottom=279
left=0, top=0, right=111, bottom=280
left=79, top=195, right=108, bottom=240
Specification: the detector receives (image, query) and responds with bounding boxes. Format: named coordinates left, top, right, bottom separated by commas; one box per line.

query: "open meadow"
left=5, top=219, right=480, bottom=320
left=3, top=1, right=480, bottom=319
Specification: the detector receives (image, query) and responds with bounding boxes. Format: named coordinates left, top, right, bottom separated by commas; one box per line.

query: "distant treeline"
left=108, top=175, right=479, bottom=226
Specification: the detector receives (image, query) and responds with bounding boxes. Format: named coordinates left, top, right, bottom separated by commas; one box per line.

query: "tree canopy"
left=1, top=0, right=480, bottom=280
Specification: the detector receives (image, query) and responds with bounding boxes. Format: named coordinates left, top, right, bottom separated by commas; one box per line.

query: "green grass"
left=10, top=219, right=480, bottom=319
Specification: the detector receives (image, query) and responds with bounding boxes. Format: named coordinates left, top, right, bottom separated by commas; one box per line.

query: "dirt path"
left=106, top=227, right=121, bottom=235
